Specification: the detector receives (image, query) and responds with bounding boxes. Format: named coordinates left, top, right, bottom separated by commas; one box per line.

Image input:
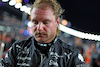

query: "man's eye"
left=43, top=21, right=49, bottom=24
left=35, top=22, right=38, bottom=24
left=32, top=21, right=38, bottom=24
left=43, top=22, right=48, bottom=24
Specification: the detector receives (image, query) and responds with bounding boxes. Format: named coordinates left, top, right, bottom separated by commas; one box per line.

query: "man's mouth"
left=36, top=33, right=46, bottom=37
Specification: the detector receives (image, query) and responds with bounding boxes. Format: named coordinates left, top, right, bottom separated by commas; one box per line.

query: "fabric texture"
left=1, top=36, right=86, bottom=67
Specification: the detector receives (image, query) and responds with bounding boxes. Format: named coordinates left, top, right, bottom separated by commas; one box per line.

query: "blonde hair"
left=31, top=0, right=64, bottom=35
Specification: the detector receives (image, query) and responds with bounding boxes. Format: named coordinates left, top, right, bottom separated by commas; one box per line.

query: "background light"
left=24, top=7, right=31, bottom=14
left=2, top=0, right=9, bottom=2
left=59, top=24, right=100, bottom=41
left=9, top=0, right=16, bottom=6
left=15, top=3, right=22, bottom=8
left=20, top=5, right=27, bottom=11
left=62, top=19, right=68, bottom=26
left=23, top=30, right=28, bottom=36
left=0, top=2, right=4, bottom=7
left=19, top=28, right=24, bottom=34
left=15, top=0, right=22, bottom=3
left=27, top=21, right=32, bottom=27
left=24, top=0, right=29, bottom=3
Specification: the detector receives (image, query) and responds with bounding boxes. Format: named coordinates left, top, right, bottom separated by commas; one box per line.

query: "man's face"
left=31, top=7, right=59, bottom=43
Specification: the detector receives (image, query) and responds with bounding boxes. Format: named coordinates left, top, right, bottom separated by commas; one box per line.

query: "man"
left=0, top=38, right=5, bottom=60
left=2, top=33, right=16, bottom=51
left=1, top=0, right=86, bottom=67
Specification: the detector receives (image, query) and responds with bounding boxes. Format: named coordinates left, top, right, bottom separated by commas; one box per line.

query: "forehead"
left=31, top=7, right=54, bottom=15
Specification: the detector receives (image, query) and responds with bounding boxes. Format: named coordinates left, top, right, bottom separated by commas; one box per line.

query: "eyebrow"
left=43, top=19, right=51, bottom=22
left=32, top=19, right=51, bottom=22
left=31, top=19, right=37, bottom=22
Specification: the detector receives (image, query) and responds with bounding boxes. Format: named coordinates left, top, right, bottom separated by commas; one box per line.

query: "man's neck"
left=34, top=36, right=58, bottom=55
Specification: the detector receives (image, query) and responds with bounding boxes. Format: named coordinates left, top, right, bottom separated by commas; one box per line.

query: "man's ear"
left=56, top=17, right=60, bottom=26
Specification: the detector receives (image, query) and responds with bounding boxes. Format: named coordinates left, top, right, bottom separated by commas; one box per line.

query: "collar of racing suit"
left=34, top=36, right=58, bottom=56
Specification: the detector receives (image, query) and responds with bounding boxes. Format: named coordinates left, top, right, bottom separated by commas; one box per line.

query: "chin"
left=36, top=38, right=45, bottom=43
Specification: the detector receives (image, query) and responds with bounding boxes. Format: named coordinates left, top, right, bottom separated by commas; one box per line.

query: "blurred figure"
left=0, top=34, right=5, bottom=60
left=3, top=33, right=15, bottom=51
left=0, top=40, right=5, bottom=60
left=74, top=37, right=84, bottom=55
left=85, top=45, right=92, bottom=65
left=90, top=42, right=100, bottom=67
left=2, top=33, right=16, bottom=58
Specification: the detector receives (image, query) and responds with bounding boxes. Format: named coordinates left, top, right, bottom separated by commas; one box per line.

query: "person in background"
left=1, top=0, right=86, bottom=67
left=2, top=33, right=16, bottom=58
left=74, top=37, right=84, bottom=55
left=0, top=40, right=5, bottom=60
left=0, top=34, right=5, bottom=60
left=85, top=44, right=92, bottom=65
left=3, top=33, right=15, bottom=50
left=90, top=43, right=100, bottom=67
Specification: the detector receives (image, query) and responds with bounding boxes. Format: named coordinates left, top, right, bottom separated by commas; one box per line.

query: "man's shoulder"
left=12, top=37, right=33, bottom=48
left=57, top=39, right=80, bottom=53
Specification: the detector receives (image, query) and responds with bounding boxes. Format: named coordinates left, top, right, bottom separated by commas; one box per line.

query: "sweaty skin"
left=31, top=7, right=60, bottom=43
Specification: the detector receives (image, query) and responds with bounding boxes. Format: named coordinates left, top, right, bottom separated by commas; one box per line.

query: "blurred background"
left=0, top=0, right=100, bottom=67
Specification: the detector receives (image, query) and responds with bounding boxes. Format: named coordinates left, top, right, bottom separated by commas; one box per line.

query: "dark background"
left=0, top=0, right=100, bottom=35
left=58, top=0, right=100, bottom=35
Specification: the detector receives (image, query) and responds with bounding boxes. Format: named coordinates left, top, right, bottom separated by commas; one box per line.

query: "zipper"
left=41, top=54, right=44, bottom=64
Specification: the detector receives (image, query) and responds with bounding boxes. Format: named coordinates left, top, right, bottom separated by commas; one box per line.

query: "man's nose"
left=37, top=22, right=44, bottom=31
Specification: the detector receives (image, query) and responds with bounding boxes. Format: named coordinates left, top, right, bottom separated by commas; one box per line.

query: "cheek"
left=49, top=25, right=57, bottom=33
left=31, top=26, right=37, bottom=32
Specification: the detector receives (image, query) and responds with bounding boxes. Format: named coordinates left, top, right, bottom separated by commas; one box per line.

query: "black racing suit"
left=1, top=36, right=86, bottom=67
